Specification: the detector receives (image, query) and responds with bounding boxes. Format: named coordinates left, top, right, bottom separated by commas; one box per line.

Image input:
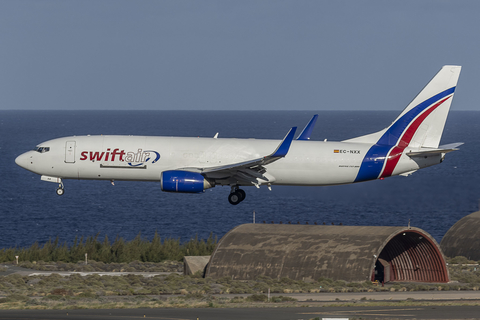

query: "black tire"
left=237, top=189, right=246, bottom=202
left=228, top=192, right=241, bottom=205
left=56, top=188, right=64, bottom=196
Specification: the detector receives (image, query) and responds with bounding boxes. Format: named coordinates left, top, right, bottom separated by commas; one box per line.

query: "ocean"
left=0, top=110, right=478, bottom=248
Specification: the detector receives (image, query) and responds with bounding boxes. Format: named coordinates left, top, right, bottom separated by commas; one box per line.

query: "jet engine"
left=161, top=170, right=214, bottom=193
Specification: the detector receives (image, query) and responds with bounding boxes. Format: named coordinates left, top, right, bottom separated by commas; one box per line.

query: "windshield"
left=34, top=147, right=50, bottom=153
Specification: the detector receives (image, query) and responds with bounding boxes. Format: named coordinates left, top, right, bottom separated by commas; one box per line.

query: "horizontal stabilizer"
left=406, top=142, right=463, bottom=157
left=399, top=170, right=417, bottom=177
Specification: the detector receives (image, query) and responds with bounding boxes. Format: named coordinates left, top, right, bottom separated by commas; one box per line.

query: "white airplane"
left=16, top=65, right=462, bottom=205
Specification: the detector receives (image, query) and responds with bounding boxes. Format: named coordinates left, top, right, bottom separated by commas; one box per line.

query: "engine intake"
left=161, top=170, right=213, bottom=193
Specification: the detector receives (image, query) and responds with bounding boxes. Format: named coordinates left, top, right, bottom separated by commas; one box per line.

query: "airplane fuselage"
left=16, top=135, right=440, bottom=187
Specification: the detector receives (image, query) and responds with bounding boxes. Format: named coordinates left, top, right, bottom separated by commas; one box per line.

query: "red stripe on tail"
left=380, top=96, right=451, bottom=178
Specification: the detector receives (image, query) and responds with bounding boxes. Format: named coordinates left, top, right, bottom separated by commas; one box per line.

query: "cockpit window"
left=34, top=147, right=50, bottom=153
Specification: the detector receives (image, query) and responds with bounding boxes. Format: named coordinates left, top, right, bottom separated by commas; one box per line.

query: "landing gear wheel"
left=237, top=189, right=246, bottom=201
left=228, top=188, right=246, bottom=205
left=228, top=191, right=242, bottom=205
left=56, top=181, right=65, bottom=196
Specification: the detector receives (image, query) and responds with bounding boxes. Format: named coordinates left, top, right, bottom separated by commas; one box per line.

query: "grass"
left=0, top=259, right=479, bottom=299
left=0, top=271, right=374, bottom=310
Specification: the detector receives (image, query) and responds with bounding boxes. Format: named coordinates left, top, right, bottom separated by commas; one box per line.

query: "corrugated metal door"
left=378, top=258, right=390, bottom=283
left=65, top=141, right=76, bottom=163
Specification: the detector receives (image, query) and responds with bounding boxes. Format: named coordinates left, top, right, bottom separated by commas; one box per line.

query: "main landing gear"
left=228, top=187, right=246, bottom=205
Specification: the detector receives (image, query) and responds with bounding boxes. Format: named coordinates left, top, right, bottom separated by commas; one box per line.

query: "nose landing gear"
left=39, top=176, right=65, bottom=196
left=56, top=181, right=65, bottom=196
left=228, top=187, right=246, bottom=205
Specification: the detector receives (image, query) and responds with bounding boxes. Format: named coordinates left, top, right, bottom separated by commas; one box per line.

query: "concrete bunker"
left=184, top=256, right=211, bottom=276
left=205, top=224, right=448, bottom=283
left=441, top=211, right=480, bottom=261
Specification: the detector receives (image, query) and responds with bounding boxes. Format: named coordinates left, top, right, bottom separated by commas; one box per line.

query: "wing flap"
left=179, top=127, right=297, bottom=178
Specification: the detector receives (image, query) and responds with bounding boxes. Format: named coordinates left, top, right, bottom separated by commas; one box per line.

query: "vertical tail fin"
left=344, top=65, right=461, bottom=148
left=350, top=66, right=462, bottom=182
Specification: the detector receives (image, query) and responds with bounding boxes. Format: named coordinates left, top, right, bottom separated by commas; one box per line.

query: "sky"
left=1, top=0, right=479, bottom=111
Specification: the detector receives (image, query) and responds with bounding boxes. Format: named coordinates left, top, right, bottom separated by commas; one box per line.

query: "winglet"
left=297, top=115, right=318, bottom=140
left=270, top=127, right=297, bottom=158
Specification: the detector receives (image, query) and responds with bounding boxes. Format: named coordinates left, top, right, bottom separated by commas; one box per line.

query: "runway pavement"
left=0, top=305, right=479, bottom=320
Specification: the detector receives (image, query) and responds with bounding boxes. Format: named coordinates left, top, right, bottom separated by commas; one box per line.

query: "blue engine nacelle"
left=161, top=170, right=214, bottom=193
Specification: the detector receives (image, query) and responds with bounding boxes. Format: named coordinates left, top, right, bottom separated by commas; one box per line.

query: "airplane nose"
left=15, top=152, right=31, bottom=169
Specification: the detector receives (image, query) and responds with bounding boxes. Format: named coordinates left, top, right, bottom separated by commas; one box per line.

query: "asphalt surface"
left=0, top=305, right=479, bottom=320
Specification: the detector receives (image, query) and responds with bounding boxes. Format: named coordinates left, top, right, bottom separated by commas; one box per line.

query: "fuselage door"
left=65, top=141, right=76, bottom=163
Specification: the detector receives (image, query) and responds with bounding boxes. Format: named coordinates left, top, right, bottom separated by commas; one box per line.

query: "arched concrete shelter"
left=441, top=211, right=480, bottom=261
left=205, top=224, right=448, bottom=283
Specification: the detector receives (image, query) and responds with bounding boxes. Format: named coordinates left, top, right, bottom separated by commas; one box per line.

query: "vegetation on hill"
left=0, top=232, right=217, bottom=264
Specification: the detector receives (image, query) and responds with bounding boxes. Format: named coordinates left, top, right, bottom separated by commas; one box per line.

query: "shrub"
left=77, top=292, right=98, bottom=298
left=50, top=288, right=72, bottom=296
left=317, top=277, right=334, bottom=285
left=44, top=295, right=64, bottom=301
left=229, top=296, right=244, bottom=303
left=185, top=292, right=204, bottom=299
left=0, top=294, right=29, bottom=303
left=253, top=282, right=269, bottom=293
left=449, top=256, right=477, bottom=264
left=280, top=277, right=295, bottom=285
left=270, top=295, right=297, bottom=302
left=333, top=280, right=346, bottom=287
left=246, top=294, right=268, bottom=302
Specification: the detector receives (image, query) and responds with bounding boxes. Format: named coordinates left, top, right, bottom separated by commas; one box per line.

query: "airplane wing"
left=406, top=142, right=464, bottom=157
left=296, top=114, right=318, bottom=140
left=179, top=127, right=297, bottom=185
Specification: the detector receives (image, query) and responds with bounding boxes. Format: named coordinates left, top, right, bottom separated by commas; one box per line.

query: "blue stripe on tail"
left=354, top=87, right=455, bottom=183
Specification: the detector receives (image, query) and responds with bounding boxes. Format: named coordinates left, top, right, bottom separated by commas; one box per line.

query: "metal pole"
left=253, top=210, right=255, bottom=224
